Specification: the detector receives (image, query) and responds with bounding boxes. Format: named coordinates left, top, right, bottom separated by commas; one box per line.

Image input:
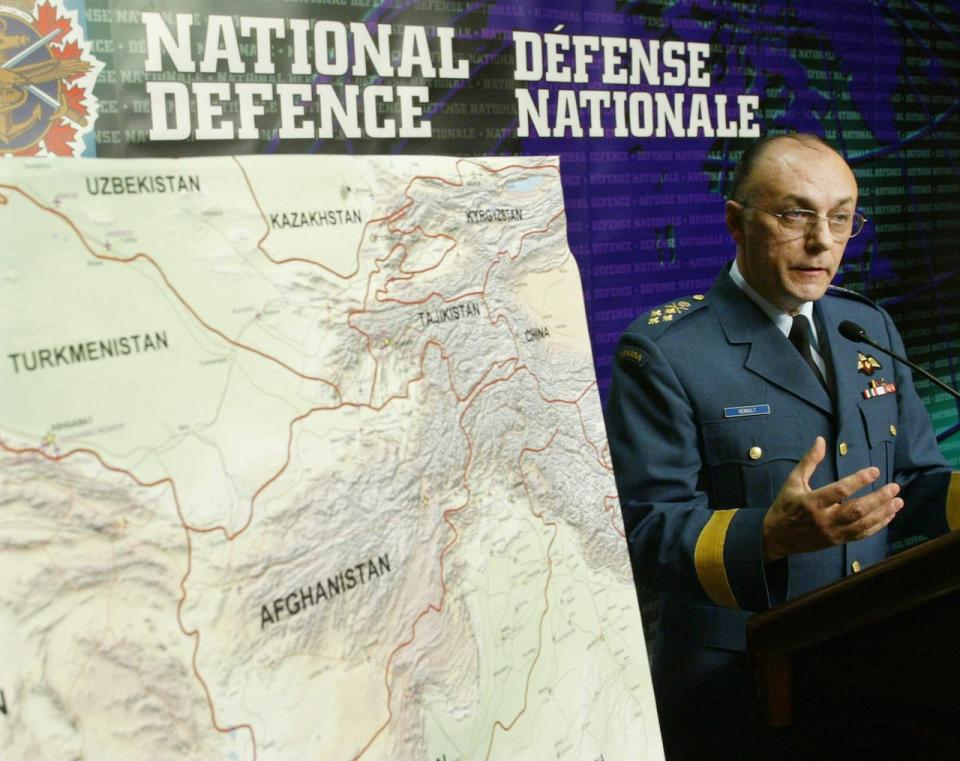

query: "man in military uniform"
left=605, top=133, right=959, bottom=759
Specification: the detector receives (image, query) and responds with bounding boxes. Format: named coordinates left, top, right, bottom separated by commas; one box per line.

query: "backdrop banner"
left=4, top=0, right=959, bottom=451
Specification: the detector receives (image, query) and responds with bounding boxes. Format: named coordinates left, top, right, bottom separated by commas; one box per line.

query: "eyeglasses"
left=737, top=202, right=868, bottom=240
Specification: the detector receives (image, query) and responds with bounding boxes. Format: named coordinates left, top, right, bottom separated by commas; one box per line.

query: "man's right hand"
left=762, top=436, right=904, bottom=562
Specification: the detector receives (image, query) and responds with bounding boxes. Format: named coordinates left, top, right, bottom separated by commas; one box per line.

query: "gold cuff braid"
left=694, top=509, right=739, bottom=609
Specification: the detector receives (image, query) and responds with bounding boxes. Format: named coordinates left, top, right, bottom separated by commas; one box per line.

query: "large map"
left=0, top=156, right=661, bottom=760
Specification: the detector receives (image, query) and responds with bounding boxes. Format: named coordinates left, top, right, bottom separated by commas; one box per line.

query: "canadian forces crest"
left=0, top=0, right=100, bottom=156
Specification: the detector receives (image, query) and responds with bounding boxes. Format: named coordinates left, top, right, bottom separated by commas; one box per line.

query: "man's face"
left=726, top=139, right=859, bottom=314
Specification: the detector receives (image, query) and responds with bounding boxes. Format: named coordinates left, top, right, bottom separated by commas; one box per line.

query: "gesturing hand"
left=762, top=436, right=904, bottom=562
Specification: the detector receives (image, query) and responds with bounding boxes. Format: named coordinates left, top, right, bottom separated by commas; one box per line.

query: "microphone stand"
left=838, top=320, right=960, bottom=403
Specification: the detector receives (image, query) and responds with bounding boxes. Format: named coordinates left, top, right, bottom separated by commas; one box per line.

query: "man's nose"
left=805, top=216, right=834, bottom=251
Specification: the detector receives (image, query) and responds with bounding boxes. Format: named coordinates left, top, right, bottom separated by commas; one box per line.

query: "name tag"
left=723, top=404, right=771, bottom=418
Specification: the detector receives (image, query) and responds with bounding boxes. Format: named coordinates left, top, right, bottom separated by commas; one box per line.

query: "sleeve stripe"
left=947, top=472, right=960, bottom=532
left=694, top=509, right=740, bottom=609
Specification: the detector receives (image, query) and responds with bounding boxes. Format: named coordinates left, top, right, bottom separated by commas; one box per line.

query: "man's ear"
left=725, top=200, right=746, bottom=247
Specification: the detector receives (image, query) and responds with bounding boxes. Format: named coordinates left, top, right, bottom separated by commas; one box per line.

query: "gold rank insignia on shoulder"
left=857, top=351, right=882, bottom=375
left=648, top=298, right=699, bottom=325
left=618, top=348, right=646, bottom=367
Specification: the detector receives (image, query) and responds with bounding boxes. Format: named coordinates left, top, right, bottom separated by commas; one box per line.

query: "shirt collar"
left=729, top=259, right=817, bottom=343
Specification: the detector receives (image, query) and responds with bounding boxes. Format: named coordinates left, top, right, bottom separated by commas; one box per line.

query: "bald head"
left=730, top=134, right=847, bottom=204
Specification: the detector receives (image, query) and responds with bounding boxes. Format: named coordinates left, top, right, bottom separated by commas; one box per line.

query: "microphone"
left=838, top=320, right=960, bottom=402
left=837, top=321, right=867, bottom=343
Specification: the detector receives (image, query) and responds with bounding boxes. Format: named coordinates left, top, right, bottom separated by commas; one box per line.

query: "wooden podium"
left=747, top=531, right=960, bottom=758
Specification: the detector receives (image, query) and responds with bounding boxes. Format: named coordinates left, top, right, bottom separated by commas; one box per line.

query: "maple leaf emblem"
left=0, top=1, right=101, bottom=156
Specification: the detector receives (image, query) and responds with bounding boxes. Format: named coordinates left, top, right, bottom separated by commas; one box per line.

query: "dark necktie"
left=789, top=315, right=827, bottom=388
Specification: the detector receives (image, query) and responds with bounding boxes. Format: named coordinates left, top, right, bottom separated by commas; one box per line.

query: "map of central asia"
left=0, top=156, right=662, bottom=761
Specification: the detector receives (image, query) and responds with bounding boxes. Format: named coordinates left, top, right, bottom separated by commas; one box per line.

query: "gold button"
left=851, top=560, right=862, bottom=574
left=693, top=294, right=705, bottom=301
left=889, top=424, right=897, bottom=436
left=839, top=442, right=848, bottom=456
left=749, top=446, right=762, bottom=460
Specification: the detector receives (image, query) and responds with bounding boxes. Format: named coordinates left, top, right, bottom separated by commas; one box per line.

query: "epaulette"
left=617, top=294, right=708, bottom=369
left=642, top=293, right=709, bottom=329
left=825, top=284, right=879, bottom=308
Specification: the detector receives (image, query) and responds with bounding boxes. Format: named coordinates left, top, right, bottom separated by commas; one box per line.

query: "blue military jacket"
left=606, top=266, right=958, bottom=652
